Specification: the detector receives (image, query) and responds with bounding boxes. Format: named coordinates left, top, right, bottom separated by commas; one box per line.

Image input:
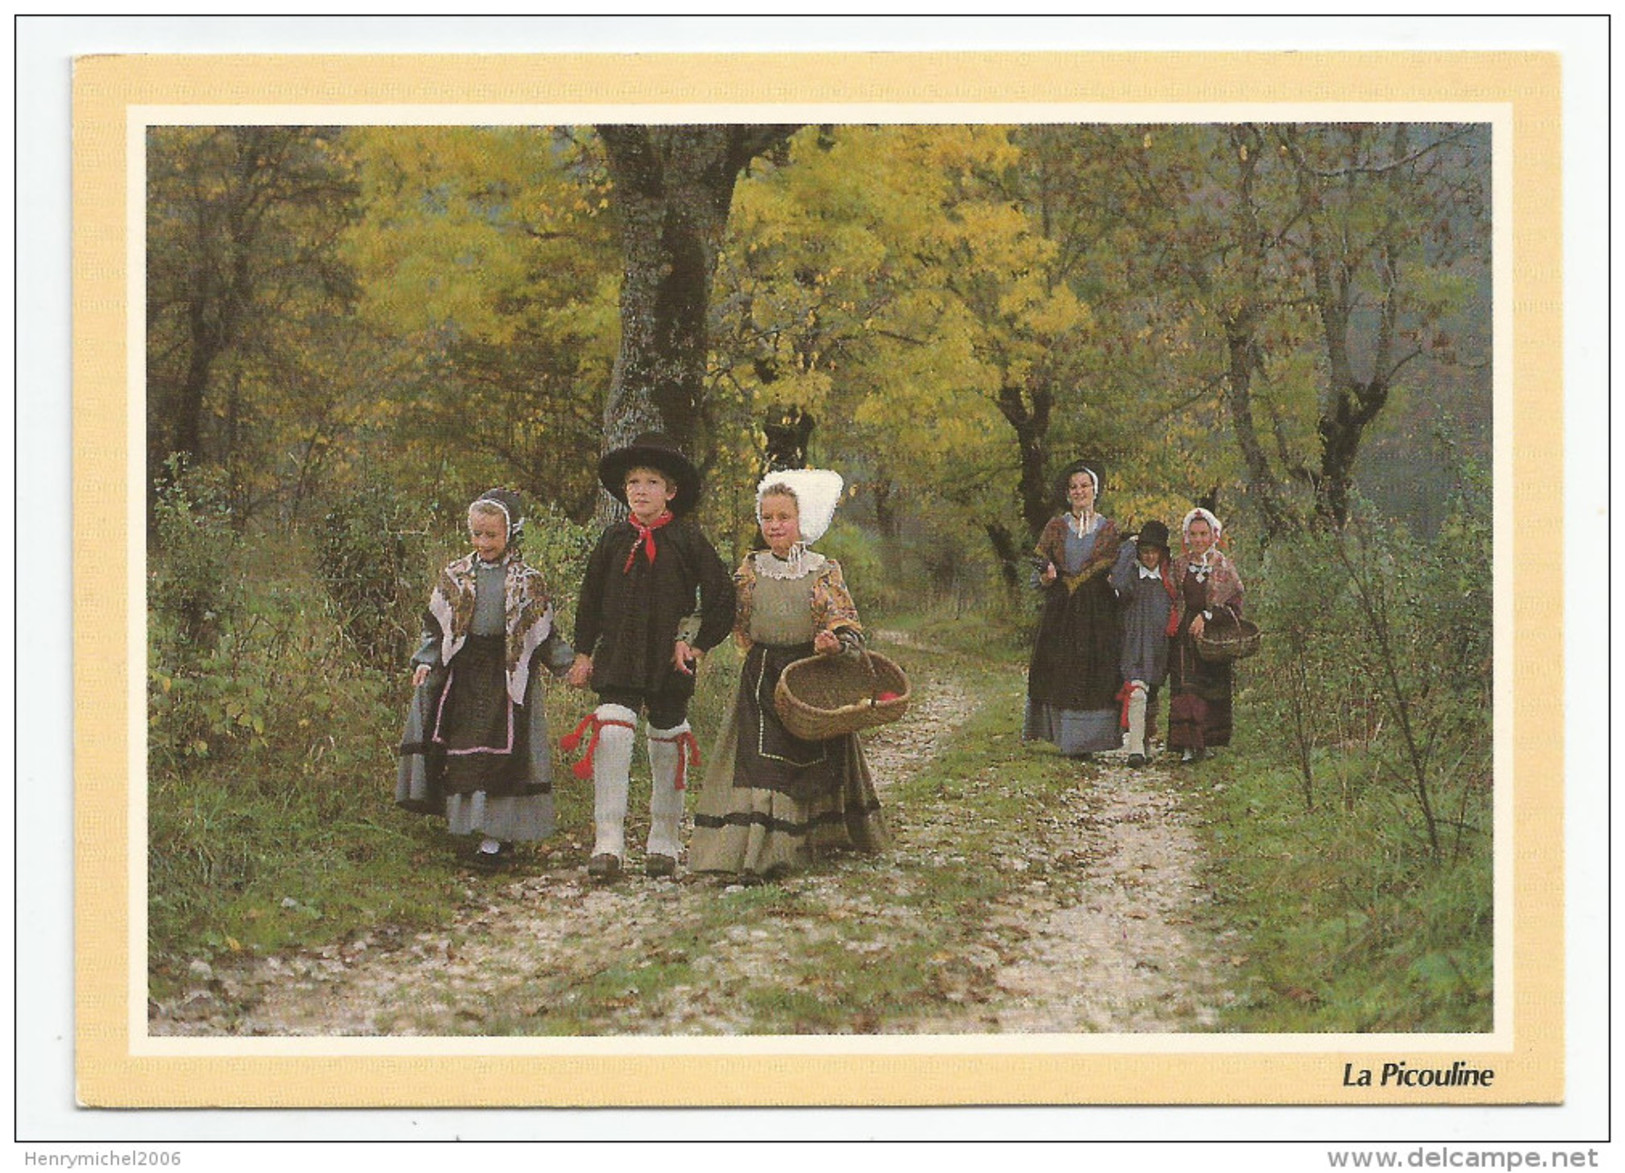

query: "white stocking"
left=590, top=704, right=637, bottom=861
left=645, top=721, right=691, bottom=860
left=1125, top=681, right=1149, bottom=756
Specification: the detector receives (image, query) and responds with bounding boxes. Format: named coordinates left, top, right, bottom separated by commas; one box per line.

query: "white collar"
left=1065, top=510, right=1099, bottom=538
left=1137, top=563, right=1163, bottom=580
left=753, top=545, right=827, bottom=581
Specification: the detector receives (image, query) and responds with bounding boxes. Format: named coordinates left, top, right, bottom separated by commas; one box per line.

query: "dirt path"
left=151, top=634, right=1237, bottom=1036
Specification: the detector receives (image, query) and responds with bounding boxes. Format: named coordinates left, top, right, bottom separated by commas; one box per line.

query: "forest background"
left=143, top=121, right=1496, bottom=1033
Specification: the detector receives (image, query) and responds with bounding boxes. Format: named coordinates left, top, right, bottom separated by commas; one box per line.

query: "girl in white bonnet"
left=689, top=469, right=891, bottom=880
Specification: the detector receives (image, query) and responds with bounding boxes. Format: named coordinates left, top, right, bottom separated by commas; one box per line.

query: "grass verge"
left=1187, top=740, right=1492, bottom=1032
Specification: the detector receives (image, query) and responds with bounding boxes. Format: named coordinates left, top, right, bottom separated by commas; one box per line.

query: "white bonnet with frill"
left=755, top=469, right=844, bottom=545
left=1181, top=507, right=1223, bottom=541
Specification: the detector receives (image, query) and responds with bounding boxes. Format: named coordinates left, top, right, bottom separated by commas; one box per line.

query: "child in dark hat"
left=562, top=432, right=736, bottom=880
left=396, top=488, right=576, bottom=869
left=1109, top=518, right=1178, bottom=767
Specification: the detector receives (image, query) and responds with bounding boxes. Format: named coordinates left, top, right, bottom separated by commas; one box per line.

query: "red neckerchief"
left=623, top=510, right=674, bottom=573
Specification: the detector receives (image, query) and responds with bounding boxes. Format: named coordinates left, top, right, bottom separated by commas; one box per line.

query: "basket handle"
left=858, top=649, right=884, bottom=707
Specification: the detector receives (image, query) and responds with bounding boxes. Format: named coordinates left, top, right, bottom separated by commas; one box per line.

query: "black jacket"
left=573, top=515, right=735, bottom=696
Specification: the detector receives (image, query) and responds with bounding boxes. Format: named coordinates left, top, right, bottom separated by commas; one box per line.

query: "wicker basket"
left=774, top=650, right=911, bottom=741
left=1195, top=617, right=1262, bottom=662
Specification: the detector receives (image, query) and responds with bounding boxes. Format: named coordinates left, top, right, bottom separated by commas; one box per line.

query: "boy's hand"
left=673, top=640, right=702, bottom=676
left=813, top=630, right=841, bottom=656
left=566, top=654, right=593, bottom=689
left=412, top=664, right=430, bottom=688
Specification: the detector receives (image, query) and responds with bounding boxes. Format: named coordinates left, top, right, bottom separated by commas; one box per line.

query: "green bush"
left=817, top=518, right=883, bottom=599
left=148, top=525, right=459, bottom=986
left=149, top=456, right=240, bottom=657
left=511, top=501, right=597, bottom=638
left=1245, top=484, right=1491, bottom=856
left=314, top=482, right=427, bottom=670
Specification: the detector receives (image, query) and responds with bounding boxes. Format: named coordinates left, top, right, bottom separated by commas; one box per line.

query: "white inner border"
left=128, top=103, right=1515, bottom=1063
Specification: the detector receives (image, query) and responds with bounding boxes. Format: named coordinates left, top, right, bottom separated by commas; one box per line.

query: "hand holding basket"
left=1194, top=617, right=1262, bottom=662
left=774, top=649, right=911, bottom=741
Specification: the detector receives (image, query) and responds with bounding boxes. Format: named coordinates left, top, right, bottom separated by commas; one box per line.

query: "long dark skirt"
left=1167, top=637, right=1234, bottom=751
left=1024, top=573, right=1124, bottom=754
left=690, top=641, right=890, bottom=876
left=396, top=634, right=555, bottom=841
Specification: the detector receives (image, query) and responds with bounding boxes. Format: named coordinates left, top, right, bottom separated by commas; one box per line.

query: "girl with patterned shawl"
left=1023, top=460, right=1125, bottom=757
left=1167, top=506, right=1245, bottom=763
left=689, top=469, right=891, bottom=880
left=396, top=489, right=575, bottom=870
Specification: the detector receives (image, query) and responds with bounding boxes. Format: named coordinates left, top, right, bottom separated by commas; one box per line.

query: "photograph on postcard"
left=72, top=51, right=1562, bottom=1107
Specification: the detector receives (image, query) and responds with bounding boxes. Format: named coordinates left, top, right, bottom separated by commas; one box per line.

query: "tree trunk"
left=982, top=520, right=1025, bottom=598
left=762, top=403, right=815, bottom=473
left=1290, top=123, right=1417, bottom=530
left=993, top=376, right=1054, bottom=541
left=594, top=124, right=800, bottom=522
left=871, top=472, right=904, bottom=581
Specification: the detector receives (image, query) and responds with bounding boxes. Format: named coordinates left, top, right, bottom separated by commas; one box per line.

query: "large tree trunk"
left=761, top=403, right=815, bottom=474
left=993, top=375, right=1054, bottom=541
left=982, top=520, right=1025, bottom=598
left=594, top=124, right=799, bottom=521
left=1287, top=123, right=1420, bottom=530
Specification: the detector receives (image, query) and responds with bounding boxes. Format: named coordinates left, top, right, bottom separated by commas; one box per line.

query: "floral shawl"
left=427, top=551, right=555, bottom=704
left=731, top=550, right=862, bottom=654
left=1035, top=514, right=1122, bottom=595
left=1170, top=548, right=1245, bottom=625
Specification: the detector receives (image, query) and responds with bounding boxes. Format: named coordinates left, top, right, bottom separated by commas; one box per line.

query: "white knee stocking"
left=645, top=721, right=693, bottom=860
left=1125, top=681, right=1149, bottom=756
left=590, top=704, right=637, bottom=861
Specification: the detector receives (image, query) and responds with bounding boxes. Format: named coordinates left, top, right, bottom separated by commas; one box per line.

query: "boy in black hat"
left=563, top=433, right=735, bottom=879
left=1109, top=519, right=1178, bottom=767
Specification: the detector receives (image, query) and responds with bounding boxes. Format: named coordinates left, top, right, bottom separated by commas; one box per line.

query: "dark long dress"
left=1168, top=553, right=1244, bottom=752
left=1023, top=514, right=1124, bottom=755
left=690, top=552, right=890, bottom=877
left=396, top=558, right=573, bottom=841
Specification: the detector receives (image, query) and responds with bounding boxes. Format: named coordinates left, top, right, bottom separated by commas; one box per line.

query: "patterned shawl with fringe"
left=428, top=552, right=555, bottom=704
left=1170, top=548, right=1244, bottom=623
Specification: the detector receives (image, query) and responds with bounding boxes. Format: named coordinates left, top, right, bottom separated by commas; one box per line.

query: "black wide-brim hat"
left=1136, top=519, right=1172, bottom=554
left=598, top=431, right=701, bottom=516
left=1054, top=458, right=1106, bottom=505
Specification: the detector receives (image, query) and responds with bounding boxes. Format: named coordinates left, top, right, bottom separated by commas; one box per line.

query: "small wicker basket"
left=774, top=650, right=911, bottom=741
left=1195, top=617, right=1262, bottom=662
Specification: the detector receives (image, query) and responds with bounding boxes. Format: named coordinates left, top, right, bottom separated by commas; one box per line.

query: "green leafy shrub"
left=817, top=518, right=883, bottom=600
left=510, top=501, right=597, bottom=637
left=149, top=456, right=240, bottom=657
left=314, top=482, right=426, bottom=670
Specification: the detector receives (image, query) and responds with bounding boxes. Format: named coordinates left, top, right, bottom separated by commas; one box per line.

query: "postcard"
left=72, top=45, right=1564, bottom=1110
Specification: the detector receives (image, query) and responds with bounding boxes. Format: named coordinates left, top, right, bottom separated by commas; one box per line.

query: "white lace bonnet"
left=755, top=469, right=844, bottom=545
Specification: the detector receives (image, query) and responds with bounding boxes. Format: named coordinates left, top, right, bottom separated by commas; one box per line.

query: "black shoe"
left=645, top=853, right=677, bottom=878
left=1128, top=753, right=1147, bottom=768
left=587, top=853, right=622, bottom=881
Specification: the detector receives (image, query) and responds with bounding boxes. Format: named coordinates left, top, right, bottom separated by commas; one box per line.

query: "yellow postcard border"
left=73, top=50, right=1563, bottom=1108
